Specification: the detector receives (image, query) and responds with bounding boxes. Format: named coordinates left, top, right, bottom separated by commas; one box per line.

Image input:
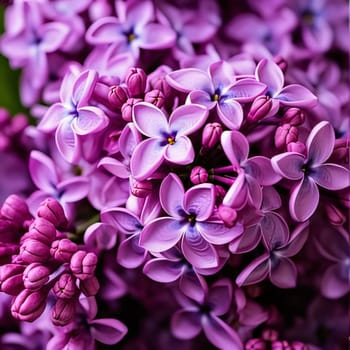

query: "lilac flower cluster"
left=0, top=0, right=349, bottom=349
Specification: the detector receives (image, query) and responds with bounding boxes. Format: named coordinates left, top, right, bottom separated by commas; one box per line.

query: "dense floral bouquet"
left=0, top=0, right=349, bottom=349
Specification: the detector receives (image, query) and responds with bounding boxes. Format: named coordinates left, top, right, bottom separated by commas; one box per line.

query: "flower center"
left=167, top=136, right=176, bottom=145
left=187, top=214, right=196, bottom=226
left=212, top=93, right=220, bottom=102
left=128, top=33, right=136, bottom=43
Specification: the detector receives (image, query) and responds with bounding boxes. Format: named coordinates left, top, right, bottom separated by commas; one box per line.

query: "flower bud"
left=290, top=341, right=308, bottom=350
left=274, top=124, right=298, bottom=149
left=215, top=185, right=226, bottom=204
left=121, top=98, right=142, bottom=122
left=0, top=243, right=19, bottom=264
left=271, top=341, right=292, bottom=350
left=50, top=239, right=78, bottom=263
left=245, top=338, right=267, bottom=350
left=247, top=96, right=273, bottom=122
left=108, top=85, right=128, bottom=109
left=330, top=138, right=349, bottom=165
left=37, top=198, right=67, bottom=229
left=70, top=251, right=98, bottom=280
left=262, top=329, right=279, bottom=342
left=125, top=67, right=147, bottom=97
left=190, top=166, right=208, bottom=184
left=11, top=114, right=28, bottom=135
left=287, top=141, right=306, bottom=155
left=144, top=89, right=165, bottom=108
left=218, top=205, right=238, bottom=227
left=273, top=56, right=288, bottom=73
left=26, top=218, right=56, bottom=246
left=11, top=288, right=48, bottom=322
left=23, top=263, right=50, bottom=291
left=51, top=298, right=76, bottom=326
left=281, top=108, right=305, bottom=126
left=0, top=264, right=25, bottom=295
left=324, top=203, right=345, bottom=226
left=201, top=122, right=222, bottom=149
left=149, top=67, right=172, bottom=97
left=0, top=218, right=18, bottom=240
left=79, top=276, right=100, bottom=296
left=0, top=195, right=31, bottom=224
left=0, top=107, right=10, bottom=126
left=53, top=273, right=77, bottom=299
left=131, top=180, right=153, bottom=198
left=20, top=239, right=50, bottom=264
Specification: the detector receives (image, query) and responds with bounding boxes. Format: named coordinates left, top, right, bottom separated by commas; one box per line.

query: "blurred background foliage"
left=0, top=5, right=27, bottom=114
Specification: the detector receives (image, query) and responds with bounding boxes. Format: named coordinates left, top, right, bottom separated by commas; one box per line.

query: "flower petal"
left=72, top=106, right=108, bottom=135
left=72, top=69, right=98, bottom=107
left=217, top=99, right=243, bottom=130
left=271, top=152, right=305, bottom=180
left=138, top=23, right=176, bottom=49
left=117, top=234, right=146, bottom=268
left=184, top=184, right=215, bottom=221
left=269, top=256, right=297, bottom=288
left=164, top=136, right=194, bottom=165
left=289, top=177, right=319, bottom=222
left=229, top=225, right=261, bottom=254
left=169, top=104, right=208, bottom=136
left=171, top=310, right=202, bottom=340
left=101, top=207, right=141, bottom=234
left=278, top=221, right=309, bottom=257
left=236, top=253, right=269, bottom=286
left=209, top=61, right=235, bottom=90
left=29, top=150, right=58, bottom=193
left=57, top=177, right=90, bottom=202
left=202, top=315, right=243, bottom=350
left=132, top=102, right=168, bottom=137
left=166, top=68, right=213, bottom=93
left=182, top=229, right=219, bottom=269
left=140, top=217, right=183, bottom=252
left=221, top=130, right=249, bottom=167
left=188, top=90, right=216, bottom=109
left=130, top=138, right=164, bottom=180
left=222, top=173, right=248, bottom=210
left=38, top=103, right=68, bottom=132
left=143, top=258, right=184, bottom=283
left=321, top=264, right=350, bottom=299
left=278, top=84, right=318, bottom=108
left=199, top=221, right=243, bottom=245
left=160, top=173, right=185, bottom=218
left=244, top=156, right=281, bottom=185
left=207, top=278, right=233, bottom=316
left=39, top=22, right=70, bottom=52
left=225, top=78, right=267, bottom=103
left=306, top=121, right=334, bottom=165
left=311, top=164, right=350, bottom=190
left=255, top=58, right=284, bottom=96
left=89, top=318, right=127, bottom=345
left=86, top=17, right=124, bottom=45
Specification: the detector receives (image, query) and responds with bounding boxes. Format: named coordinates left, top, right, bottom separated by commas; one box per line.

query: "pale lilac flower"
left=272, top=121, right=350, bottom=221
left=140, top=173, right=243, bottom=269
left=221, top=130, right=281, bottom=209
left=171, top=278, right=243, bottom=349
left=255, top=59, right=318, bottom=115
left=236, top=221, right=309, bottom=288
left=130, top=102, right=208, bottom=180
left=39, top=68, right=109, bottom=163
left=86, top=0, right=176, bottom=59
left=166, top=61, right=267, bottom=129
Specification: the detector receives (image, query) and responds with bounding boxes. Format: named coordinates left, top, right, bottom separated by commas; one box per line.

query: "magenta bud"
left=287, top=141, right=306, bottom=155
left=330, top=138, right=349, bottom=165
left=273, top=56, right=288, bottom=73
left=245, top=338, right=267, bottom=350
left=0, top=107, right=10, bottom=126
left=10, top=114, right=28, bottom=135
left=51, top=298, right=76, bottom=326
left=79, top=276, right=100, bottom=296
left=108, top=85, right=128, bottom=109
left=262, top=329, right=279, bottom=342
left=144, top=89, right=165, bottom=108
left=290, top=341, right=308, bottom=350
left=20, top=239, right=50, bottom=264
left=121, top=97, right=142, bottom=122
left=26, top=218, right=57, bottom=245
left=281, top=108, right=305, bottom=126
left=190, top=166, right=208, bottom=185
left=11, top=288, right=48, bottom=322
left=274, top=124, right=298, bottom=149
left=50, top=239, right=78, bottom=263
left=0, top=218, right=18, bottom=238
left=0, top=264, right=25, bottom=295
left=131, top=180, right=153, bottom=198
left=53, top=273, right=77, bottom=299
left=247, top=96, right=273, bottom=122
left=125, top=67, right=147, bottom=97
left=271, top=341, right=292, bottom=350
left=218, top=205, right=238, bottom=228
left=23, top=263, right=50, bottom=291
left=37, top=198, right=67, bottom=229
left=201, top=122, right=222, bottom=149
left=70, top=251, right=98, bottom=280
left=0, top=195, right=31, bottom=224
left=0, top=243, right=19, bottom=264
left=324, top=203, right=345, bottom=226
